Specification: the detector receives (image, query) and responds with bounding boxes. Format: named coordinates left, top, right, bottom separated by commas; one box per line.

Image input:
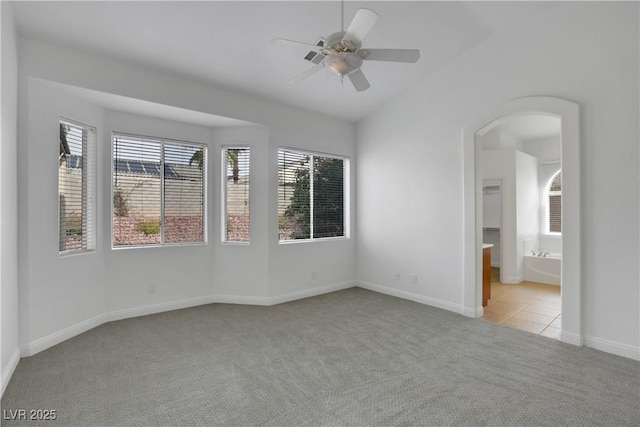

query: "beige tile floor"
left=483, top=270, right=561, bottom=340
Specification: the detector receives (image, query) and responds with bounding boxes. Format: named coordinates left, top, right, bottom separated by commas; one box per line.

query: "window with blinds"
left=278, top=148, right=349, bottom=241
left=548, top=171, right=562, bottom=233
left=59, top=119, right=95, bottom=254
left=222, top=147, right=250, bottom=242
left=112, top=133, right=206, bottom=247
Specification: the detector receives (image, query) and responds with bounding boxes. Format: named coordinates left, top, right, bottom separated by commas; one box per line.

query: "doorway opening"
left=462, top=96, right=582, bottom=346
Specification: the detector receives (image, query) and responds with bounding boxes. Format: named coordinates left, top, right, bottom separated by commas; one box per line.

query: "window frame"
left=58, top=117, right=96, bottom=256
left=221, top=146, right=250, bottom=244
left=111, top=132, right=208, bottom=249
left=278, top=147, right=350, bottom=244
left=546, top=170, right=562, bottom=235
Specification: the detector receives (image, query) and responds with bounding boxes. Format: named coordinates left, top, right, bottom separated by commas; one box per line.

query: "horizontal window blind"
left=549, top=195, right=562, bottom=233
left=548, top=172, right=562, bottom=233
left=278, top=148, right=347, bottom=241
left=313, top=156, right=345, bottom=238
left=112, top=134, right=205, bottom=247
left=223, top=147, right=250, bottom=242
left=164, top=142, right=205, bottom=244
left=279, top=150, right=311, bottom=240
left=59, top=119, right=95, bottom=254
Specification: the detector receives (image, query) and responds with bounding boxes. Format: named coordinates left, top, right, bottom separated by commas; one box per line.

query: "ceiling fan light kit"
left=273, top=8, right=420, bottom=92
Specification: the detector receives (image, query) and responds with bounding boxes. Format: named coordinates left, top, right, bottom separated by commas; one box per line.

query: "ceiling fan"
left=272, top=6, right=420, bottom=92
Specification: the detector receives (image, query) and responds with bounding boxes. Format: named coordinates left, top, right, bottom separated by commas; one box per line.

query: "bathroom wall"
left=522, top=135, right=562, bottom=256
left=482, top=179, right=501, bottom=268
left=481, top=150, right=518, bottom=282
left=480, top=149, right=539, bottom=283
left=515, top=150, right=540, bottom=277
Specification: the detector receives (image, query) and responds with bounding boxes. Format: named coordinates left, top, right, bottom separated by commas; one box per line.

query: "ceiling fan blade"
left=272, top=38, right=324, bottom=53
left=360, top=49, right=421, bottom=63
left=289, top=63, right=324, bottom=83
left=343, top=8, right=379, bottom=45
left=348, top=68, right=370, bottom=92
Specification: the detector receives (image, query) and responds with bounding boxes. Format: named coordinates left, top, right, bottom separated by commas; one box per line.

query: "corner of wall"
left=1, top=347, right=20, bottom=397
left=1, top=0, right=21, bottom=398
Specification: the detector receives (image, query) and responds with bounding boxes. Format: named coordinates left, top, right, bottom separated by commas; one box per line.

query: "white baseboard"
left=502, top=274, right=524, bottom=284
left=106, top=294, right=221, bottom=323
left=583, top=335, right=640, bottom=361
left=1, top=347, right=21, bottom=397
left=211, top=294, right=272, bottom=305
left=17, top=283, right=640, bottom=363
left=19, top=282, right=357, bottom=358
left=356, top=280, right=464, bottom=314
left=21, top=313, right=105, bottom=357
left=560, top=330, right=584, bottom=347
left=462, top=306, right=484, bottom=318
left=268, top=281, right=355, bottom=305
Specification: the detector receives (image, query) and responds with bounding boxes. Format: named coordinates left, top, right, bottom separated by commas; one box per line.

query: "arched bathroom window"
left=547, top=171, right=561, bottom=233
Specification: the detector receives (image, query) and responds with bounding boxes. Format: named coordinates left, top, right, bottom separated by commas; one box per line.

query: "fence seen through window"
left=222, top=147, right=250, bottom=242
left=112, top=134, right=206, bottom=247
left=59, top=119, right=95, bottom=254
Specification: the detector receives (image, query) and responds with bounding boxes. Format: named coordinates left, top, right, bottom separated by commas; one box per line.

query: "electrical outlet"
left=149, top=284, right=156, bottom=294
left=411, top=275, right=418, bottom=284
left=395, top=272, right=401, bottom=281
left=311, top=271, right=317, bottom=281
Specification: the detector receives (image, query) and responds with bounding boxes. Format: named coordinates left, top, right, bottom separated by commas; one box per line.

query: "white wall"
left=19, top=80, right=106, bottom=354
left=16, top=37, right=356, bottom=356
left=523, top=136, right=561, bottom=163
left=515, top=150, right=539, bottom=278
left=212, top=126, right=270, bottom=299
left=357, top=2, right=639, bottom=356
left=481, top=150, right=519, bottom=283
left=1, top=1, right=20, bottom=396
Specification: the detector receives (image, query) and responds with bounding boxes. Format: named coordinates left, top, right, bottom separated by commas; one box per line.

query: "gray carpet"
left=2, top=288, right=639, bottom=426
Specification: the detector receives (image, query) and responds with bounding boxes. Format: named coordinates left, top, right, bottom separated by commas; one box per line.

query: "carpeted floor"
left=2, top=288, right=639, bottom=426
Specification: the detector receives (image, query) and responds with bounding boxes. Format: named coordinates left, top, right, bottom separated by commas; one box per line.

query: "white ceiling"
left=497, top=115, right=562, bottom=141
left=12, top=1, right=562, bottom=122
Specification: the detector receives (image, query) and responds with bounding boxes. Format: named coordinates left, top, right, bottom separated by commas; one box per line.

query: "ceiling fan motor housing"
left=326, top=31, right=360, bottom=53
left=324, top=32, right=363, bottom=76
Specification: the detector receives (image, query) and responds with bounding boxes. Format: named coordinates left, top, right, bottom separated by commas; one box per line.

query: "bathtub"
left=524, top=254, right=561, bottom=286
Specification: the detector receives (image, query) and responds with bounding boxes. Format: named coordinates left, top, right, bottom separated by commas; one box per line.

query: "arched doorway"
left=462, top=97, right=582, bottom=346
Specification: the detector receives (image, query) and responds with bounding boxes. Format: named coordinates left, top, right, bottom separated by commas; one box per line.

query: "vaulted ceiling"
left=12, top=1, right=562, bottom=122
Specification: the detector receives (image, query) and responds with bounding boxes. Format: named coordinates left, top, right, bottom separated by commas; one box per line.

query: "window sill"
left=278, top=236, right=350, bottom=245
left=59, top=248, right=96, bottom=258
left=221, top=241, right=250, bottom=246
left=111, top=242, right=207, bottom=250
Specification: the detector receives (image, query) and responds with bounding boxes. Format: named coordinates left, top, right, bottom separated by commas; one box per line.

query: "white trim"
left=1, top=347, right=21, bottom=397
left=462, top=96, right=582, bottom=347
left=583, top=335, right=640, bottom=361
left=21, top=313, right=105, bottom=357
left=111, top=132, right=207, bottom=249
left=15, top=283, right=640, bottom=362
left=268, top=281, right=354, bottom=305
left=462, top=306, right=484, bottom=318
left=357, top=281, right=465, bottom=314
left=18, top=282, right=357, bottom=357
left=277, top=148, right=350, bottom=242
left=560, top=330, right=584, bottom=347
left=105, top=294, right=220, bottom=323
left=502, top=274, right=524, bottom=285
left=221, top=145, right=250, bottom=244
left=210, top=294, right=272, bottom=306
